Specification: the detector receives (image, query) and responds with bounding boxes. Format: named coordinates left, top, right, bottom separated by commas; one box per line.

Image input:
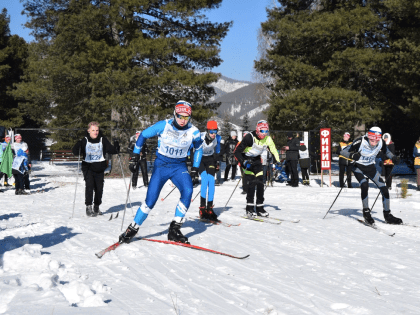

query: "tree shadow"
left=105, top=202, right=142, bottom=215
left=0, top=226, right=80, bottom=257
left=324, top=207, right=361, bottom=220
left=30, top=182, right=49, bottom=190
left=265, top=204, right=281, bottom=211
left=215, top=206, right=234, bottom=216
left=0, top=213, right=22, bottom=221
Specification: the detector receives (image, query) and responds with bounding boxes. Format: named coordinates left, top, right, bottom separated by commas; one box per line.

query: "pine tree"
left=0, top=9, right=29, bottom=129
left=241, top=113, right=250, bottom=133
left=13, top=0, right=231, bottom=136
left=255, top=0, right=392, bottom=131
left=219, top=113, right=232, bottom=140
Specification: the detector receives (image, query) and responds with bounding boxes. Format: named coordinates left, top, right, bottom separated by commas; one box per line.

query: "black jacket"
left=127, top=136, right=148, bottom=159
left=72, top=131, right=117, bottom=172
left=286, top=137, right=301, bottom=161
left=224, top=136, right=239, bottom=165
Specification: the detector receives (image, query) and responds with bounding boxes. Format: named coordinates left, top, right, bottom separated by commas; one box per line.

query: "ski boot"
left=256, top=205, right=269, bottom=217
left=199, top=206, right=208, bottom=220
left=168, top=221, right=189, bottom=244
left=383, top=210, right=403, bottom=225
left=206, top=203, right=219, bottom=221
left=119, top=223, right=139, bottom=243
left=93, top=204, right=102, bottom=216
left=86, top=205, right=96, bottom=217
left=246, top=204, right=255, bottom=218
left=362, top=208, right=374, bottom=225
left=20, top=189, right=30, bottom=195
left=199, top=197, right=209, bottom=220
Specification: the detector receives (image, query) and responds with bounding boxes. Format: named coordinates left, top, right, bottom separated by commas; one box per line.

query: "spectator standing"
left=382, top=133, right=395, bottom=190
left=285, top=132, right=301, bottom=187
left=338, top=132, right=353, bottom=188
left=224, top=131, right=239, bottom=181
left=128, top=131, right=149, bottom=188
left=413, top=136, right=420, bottom=191
left=72, top=122, right=119, bottom=217
left=299, top=140, right=311, bottom=185
left=13, top=134, right=32, bottom=190
left=2, top=135, right=12, bottom=186
left=12, top=142, right=29, bottom=195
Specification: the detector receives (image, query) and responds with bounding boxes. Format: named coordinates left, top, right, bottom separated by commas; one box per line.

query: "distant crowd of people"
left=0, top=127, right=32, bottom=194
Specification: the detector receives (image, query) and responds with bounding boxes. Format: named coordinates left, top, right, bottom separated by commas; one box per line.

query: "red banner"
left=320, top=128, right=331, bottom=170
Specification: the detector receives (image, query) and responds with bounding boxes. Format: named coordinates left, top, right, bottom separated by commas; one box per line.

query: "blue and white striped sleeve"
left=133, top=120, right=166, bottom=154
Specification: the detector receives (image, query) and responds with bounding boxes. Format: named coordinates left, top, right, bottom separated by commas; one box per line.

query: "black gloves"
left=190, top=167, right=198, bottom=179
left=349, top=152, right=361, bottom=161
left=128, top=154, right=140, bottom=173
left=113, top=140, right=120, bottom=154
left=392, top=156, right=400, bottom=164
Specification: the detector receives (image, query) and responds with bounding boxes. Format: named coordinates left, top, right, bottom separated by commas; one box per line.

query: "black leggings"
left=83, top=169, right=104, bottom=206
left=224, top=164, right=237, bottom=180
left=353, top=164, right=389, bottom=211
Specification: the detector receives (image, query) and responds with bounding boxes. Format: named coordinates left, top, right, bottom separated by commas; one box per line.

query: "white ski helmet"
left=367, top=126, right=382, bottom=141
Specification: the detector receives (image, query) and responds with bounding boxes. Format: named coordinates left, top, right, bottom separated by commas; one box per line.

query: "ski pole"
left=323, top=178, right=347, bottom=219
left=191, top=190, right=200, bottom=202
left=220, top=176, right=242, bottom=214
left=71, top=147, right=81, bottom=219
left=161, top=186, right=176, bottom=201
left=121, top=173, right=133, bottom=231
left=117, top=154, right=133, bottom=214
left=371, top=164, right=395, bottom=210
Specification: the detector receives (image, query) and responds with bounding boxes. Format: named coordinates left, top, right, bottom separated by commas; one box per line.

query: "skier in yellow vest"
left=338, top=132, right=353, bottom=188
left=234, top=120, right=280, bottom=217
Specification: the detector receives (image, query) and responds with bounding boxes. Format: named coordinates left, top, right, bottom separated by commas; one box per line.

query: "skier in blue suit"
left=119, top=101, right=203, bottom=244
left=198, top=120, right=222, bottom=221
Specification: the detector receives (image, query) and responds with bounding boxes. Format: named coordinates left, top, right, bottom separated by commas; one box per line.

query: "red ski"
left=141, top=238, right=249, bottom=259
left=95, top=238, right=250, bottom=260
left=95, top=242, right=122, bottom=258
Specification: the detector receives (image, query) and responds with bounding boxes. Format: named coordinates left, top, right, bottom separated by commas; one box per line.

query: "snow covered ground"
left=2, top=161, right=420, bottom=314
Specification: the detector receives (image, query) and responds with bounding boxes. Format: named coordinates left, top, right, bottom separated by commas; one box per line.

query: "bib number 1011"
left=166, top=147, right=183, bottom=156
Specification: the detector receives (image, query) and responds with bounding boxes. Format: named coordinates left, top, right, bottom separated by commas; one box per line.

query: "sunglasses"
left=176, top=113, right=190, bottom=121
left=208, top=130, right=218, bottom=134
left=259, top=130, right=269, bottom=134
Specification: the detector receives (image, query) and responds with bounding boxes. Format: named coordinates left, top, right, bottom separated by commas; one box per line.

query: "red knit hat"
left=207, top=120, right=218, bottom=130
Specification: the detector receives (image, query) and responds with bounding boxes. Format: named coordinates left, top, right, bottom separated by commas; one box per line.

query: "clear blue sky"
left=2, top=0, right=273, bottom=82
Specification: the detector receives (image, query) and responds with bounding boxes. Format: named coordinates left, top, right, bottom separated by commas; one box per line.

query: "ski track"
left=1, top=163, right=420, bottom=314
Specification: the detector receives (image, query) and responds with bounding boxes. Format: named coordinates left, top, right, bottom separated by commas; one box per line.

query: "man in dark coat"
left=223, top=131, right=239, bottom=181
left=72, top=122, right=119, bottom=216
left=128, top=131, right=149, bottom=188
left=285, top=132, right=301, bottom=187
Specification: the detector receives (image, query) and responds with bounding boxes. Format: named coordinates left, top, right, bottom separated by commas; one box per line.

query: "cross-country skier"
left=198, top=120, right=222, bottom=221
left=119, top=101, right=203, bottom=244
left=338, top=132, right=353, bottom=188
left=340, top=127, right=402, bottom=225
left=72, top=122, right=120, bottom=217
left=234, top=120, right=280, bottom=217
